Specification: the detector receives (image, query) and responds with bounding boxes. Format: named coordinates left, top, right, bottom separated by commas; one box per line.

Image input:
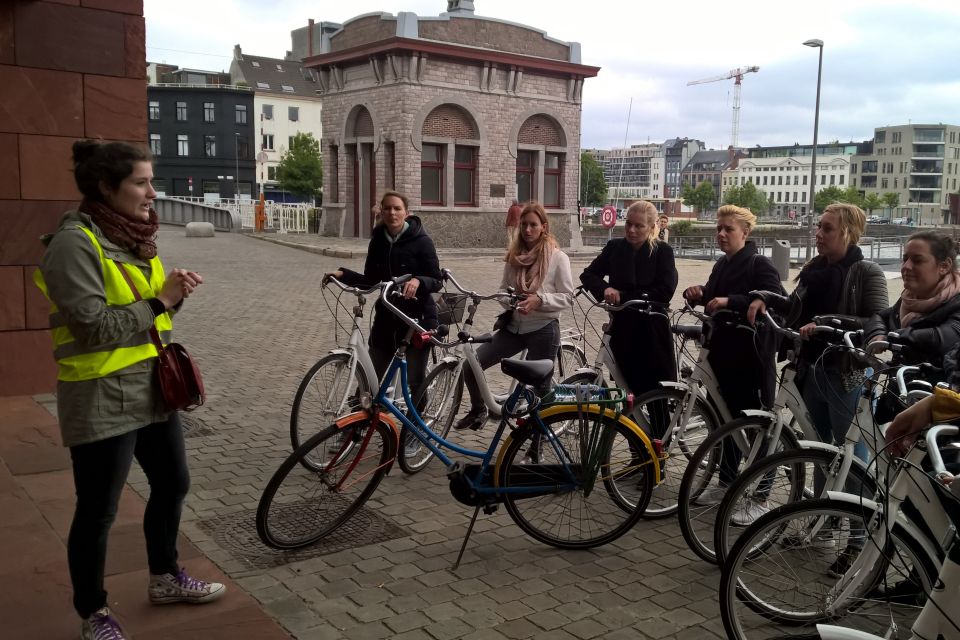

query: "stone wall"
left=0, top=0, right=147, bottom=396
left=419, top=17, right=570, bottom=61
left=329, top=14, right=396, bottom=52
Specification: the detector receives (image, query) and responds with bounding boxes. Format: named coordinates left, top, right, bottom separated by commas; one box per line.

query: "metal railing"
left=160, top=196, right=313, bottom=234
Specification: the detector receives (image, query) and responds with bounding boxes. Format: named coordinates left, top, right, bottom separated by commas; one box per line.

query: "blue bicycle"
left=257, top=275, right=663, bottom=556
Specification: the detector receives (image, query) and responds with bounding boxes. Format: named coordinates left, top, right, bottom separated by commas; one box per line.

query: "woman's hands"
left=798, top=322, right=817, bottom=340
left=885, top=395, right=934, bottom=456
left=157, top=268, right=203, bottom=309
left=401, top=277, right=420, bottom=299
left=747, top=299, right=766, bottom=325
left=516, top=293, right=542, bottom=315
left=603, top=287, right=621, bottom=305
left=683, top=285, right=703, bottom=304
left=705, top=297, right=729, bottom=314
left=323, top=269, right=344, bottom=283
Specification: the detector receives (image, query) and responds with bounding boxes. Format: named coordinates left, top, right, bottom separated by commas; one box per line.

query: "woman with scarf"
left=581, top=200, right=678, bottom=400
left=34, top=141, right=224, bottom=640
left=865, top=231, right=960, bottom=401
left=453, top=201, right=575, bottom=430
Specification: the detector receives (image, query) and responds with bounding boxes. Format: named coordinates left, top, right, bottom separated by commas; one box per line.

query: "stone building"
left=292, top=1, right=598, bottom=247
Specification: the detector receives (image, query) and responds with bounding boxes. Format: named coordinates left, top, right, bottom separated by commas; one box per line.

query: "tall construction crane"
left=688, top=66, right=760, bottom=149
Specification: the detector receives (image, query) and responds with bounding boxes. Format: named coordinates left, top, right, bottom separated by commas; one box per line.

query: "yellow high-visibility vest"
left=33, top=225, right=173, bottom=381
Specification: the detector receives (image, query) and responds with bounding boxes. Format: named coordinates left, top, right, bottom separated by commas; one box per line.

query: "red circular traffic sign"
left=600, top=205, right=617, bottom=229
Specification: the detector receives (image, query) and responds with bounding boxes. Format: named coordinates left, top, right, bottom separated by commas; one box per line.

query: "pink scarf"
left=900, top=271, right=960, bottom=327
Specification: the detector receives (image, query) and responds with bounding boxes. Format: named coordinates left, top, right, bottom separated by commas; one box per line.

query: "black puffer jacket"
left=340, top=216, right=442, bottom=350
left=865, top=293, right=960, bottom=370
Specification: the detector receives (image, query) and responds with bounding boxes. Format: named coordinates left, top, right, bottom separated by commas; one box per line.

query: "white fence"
left=161, top=197, right=313, bottom=234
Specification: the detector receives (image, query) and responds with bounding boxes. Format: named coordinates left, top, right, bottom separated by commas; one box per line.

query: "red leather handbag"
left=115, top=261, right=205, bottom=411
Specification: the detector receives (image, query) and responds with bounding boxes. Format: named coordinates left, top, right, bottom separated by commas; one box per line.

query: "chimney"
left=445, top=0, right=476, bottom=14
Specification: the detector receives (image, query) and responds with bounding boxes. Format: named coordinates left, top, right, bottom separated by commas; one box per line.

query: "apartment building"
left=851, top=124, right=960, bottom=224
left=592, top=143, right=664, bottom=204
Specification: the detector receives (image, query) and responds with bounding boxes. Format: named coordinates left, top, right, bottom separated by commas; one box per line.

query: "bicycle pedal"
left=483, top=503, right=499, bottom=515
left=446, top=462, right=464, bottom=480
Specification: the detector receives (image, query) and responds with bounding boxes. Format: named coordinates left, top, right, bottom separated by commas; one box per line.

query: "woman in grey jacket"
left=35, top=141, right=224, bottom=640
left=454, top=201, right=575, bottom=430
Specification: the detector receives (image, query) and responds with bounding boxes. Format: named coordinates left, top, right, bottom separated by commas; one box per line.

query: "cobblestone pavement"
left=147, top=228, right=901, bottom=640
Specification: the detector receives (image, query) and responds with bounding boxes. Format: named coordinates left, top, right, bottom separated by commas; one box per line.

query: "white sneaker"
left=694, top=485, right=726, bottom=505
left=148, top=568, right=226, bottom=604
left=81, top=607, right=127, bottom=640
left=730, top=498, right=769, bottom=526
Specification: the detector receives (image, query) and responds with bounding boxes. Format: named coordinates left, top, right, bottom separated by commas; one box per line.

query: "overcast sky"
left=144, top=0, right=960, bottom=151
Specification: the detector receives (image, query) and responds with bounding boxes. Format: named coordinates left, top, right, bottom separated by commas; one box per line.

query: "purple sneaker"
left=148, top=568, right=226, bottom=604
left=80, top=607, right=127, bottom=640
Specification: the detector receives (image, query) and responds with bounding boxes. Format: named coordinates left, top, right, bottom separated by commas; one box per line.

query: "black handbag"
left=493, top=308, right=513, bottom=331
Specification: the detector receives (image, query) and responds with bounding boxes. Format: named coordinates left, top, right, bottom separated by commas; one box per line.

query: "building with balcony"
left=664, top=138, right=704, bottom=201
left=590, top=143, right=664, bottom=205
left=851, top=124, right=960, bottom=224
left=295, top=1, right=599, bottom=246
left=681, top=149, right=744, bottom=213
left=229, top=45, right=323, bottom=202
left=146, top=81, right=256, bottom=199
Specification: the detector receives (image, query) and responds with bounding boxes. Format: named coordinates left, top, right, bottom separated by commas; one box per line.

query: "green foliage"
left=669, top=219, right=695, bottom=236
left=883, top=192, right=900, bottom=209
left=277, top=132, right=323, bottom=199
left=681, top=181, right=716, bottom=213
left=814, top=185, right=863, bottom=212
left=723, top=181, right=770, bottom=215
left=580, top=153, right=608, bottom=206
left=863, top=192, right=884, bottom=213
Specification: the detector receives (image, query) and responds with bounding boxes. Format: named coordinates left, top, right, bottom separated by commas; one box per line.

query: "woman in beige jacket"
left=454, top=201, right=575, bottom=430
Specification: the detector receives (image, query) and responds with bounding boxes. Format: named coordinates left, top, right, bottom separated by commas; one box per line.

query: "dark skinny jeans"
left=68, top=413, right=189, bottom=619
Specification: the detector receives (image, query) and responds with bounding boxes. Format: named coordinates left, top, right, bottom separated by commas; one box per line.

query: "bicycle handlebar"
left=441, top=268, right=519, bottom=304
left=924, top=425, right=960, bottom=479
left=379, top=276, right=460, bottom=348
left=576, top=286, right=670, bottom=318
left=323, top=275, right=384, bottom=296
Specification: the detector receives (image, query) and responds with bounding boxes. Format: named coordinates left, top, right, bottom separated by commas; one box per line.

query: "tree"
left=681, top=181, right=716, bottom=215
left=579, top=153, right=608, bottom=206
left=882, top=192, right=900, bottom=210
left=862, top=193, right=884, bottom=214
left=723, top=181, right=769, bottom=216
left=276, top=132, right=323, bottom=200
left=814, top=185, right=863, bottom=212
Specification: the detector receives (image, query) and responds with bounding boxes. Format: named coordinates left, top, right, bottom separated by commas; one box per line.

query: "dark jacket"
left=340, top=216, right=442, bottom=350
left=865, top=293, right=960, bottom=370
left=700, top=241, right=786, bottom=411
left=581, top=239, right=679, bottom=395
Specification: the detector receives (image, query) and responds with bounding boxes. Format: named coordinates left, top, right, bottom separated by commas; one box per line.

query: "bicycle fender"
left=813, top=625, right=884, bottom=640
left=495, top=405, right=662, bottom=485
left=793, top=439, right=845, bottom=453
left=334, top=410, right=400, bottom=471
left=656, top=382, right=688, bottom=392
left=740, top=409, right=778, bottom=420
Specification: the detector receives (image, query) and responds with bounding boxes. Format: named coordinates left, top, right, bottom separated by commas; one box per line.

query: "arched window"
left=421, top=105, right=479, bottom=206
left=516, top=114, right=566, bottom=208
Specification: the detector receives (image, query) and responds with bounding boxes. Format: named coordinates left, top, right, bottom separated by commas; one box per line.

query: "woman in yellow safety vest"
left=34, top=140, right=224, bottom=640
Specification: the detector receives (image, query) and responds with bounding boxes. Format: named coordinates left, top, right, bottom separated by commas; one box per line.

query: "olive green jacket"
left=38, top=211, right=173, bottom=447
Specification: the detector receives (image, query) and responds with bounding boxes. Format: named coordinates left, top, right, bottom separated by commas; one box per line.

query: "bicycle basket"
left=435, top=292, right=467, bottom=325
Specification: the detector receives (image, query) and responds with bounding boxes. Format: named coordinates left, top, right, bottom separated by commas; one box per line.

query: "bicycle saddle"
left=501, top=358, right=554, bottom=387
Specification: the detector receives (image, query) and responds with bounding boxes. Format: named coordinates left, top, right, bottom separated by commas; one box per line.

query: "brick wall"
left=422, top=105, right=477, bottom=139
left=0, top=0, right=147, bottom=396
left=354, top=108, right=374, bottom=137
left=518, top=115, right=563, bottom=146
left=419, top=18, right=570, bottom=61
left=329, top=15, right=395, bottom=52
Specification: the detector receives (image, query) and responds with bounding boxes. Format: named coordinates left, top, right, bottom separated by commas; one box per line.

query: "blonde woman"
left=581, top=201, right=678, bottom=398
left=454, top=202, right=574, bottom=430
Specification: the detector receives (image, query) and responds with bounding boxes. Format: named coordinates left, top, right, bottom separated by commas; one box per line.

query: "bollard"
left=185, top=222, right=215, bottom=237
left=771, top=239, right=790, bottom=280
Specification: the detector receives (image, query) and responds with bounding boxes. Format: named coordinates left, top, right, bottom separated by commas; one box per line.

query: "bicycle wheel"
left=554, top=343, right=587, bottom=383
left=631, top=387, right=721, bottom=518
left=714, top=448, right=877, bottom=566
left=496, top=408, right=653, bottom=549
left=398, top=360, right=462, bottom=475
left=257, top=418, right=394, bottom=549
left=720, top=498, right=937, bottom=639
left=677, top=416, right=800, bottom=563
left=290, top=352, right=370, bottom=471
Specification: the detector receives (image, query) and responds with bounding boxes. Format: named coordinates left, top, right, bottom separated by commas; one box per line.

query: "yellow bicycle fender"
left=494, top=404, right=661, bottom=486
left=334, top=411, right=400, bottom=454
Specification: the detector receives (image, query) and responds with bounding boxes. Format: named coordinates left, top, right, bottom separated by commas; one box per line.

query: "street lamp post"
left=804, top=38, right=824, bottom=261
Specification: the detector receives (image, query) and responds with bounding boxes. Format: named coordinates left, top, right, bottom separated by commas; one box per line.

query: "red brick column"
left=0, top=0, right=146, bottom=395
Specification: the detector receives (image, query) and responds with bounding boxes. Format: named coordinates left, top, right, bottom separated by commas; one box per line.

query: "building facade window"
left=204, top=135, right=216, bottom=158
left=152, top=178, right=169, bottom=195
left=148, top=101, right=160, bottom=121
left=516, top=151, right=535, bottom=203
left=262, top=104, right=273, bottom=120
left=203, top=102, right=215, bottom=123
left=267, top=166, right=277, bottom=181
left=235, top=104, right=247, bottom=124
left=201, top=180, right=219, bottom=195
left=329, top=145, right=339, bottom=202
left=262, top=134, right=274, bottom=150
left=421, top=144, right=444, bottom=205
left=237, top=136, right=249, bottom=160
left=176, top=101, right=187, bottom=121
left=544, top=152, right=563, bottom=207
left=453, top=145, right=476, bottom=206
left=149, top=133, right=161, bottom=156
left=177, top=134, right=188, bottom=156
left=288, top=106, right=299, bottom=122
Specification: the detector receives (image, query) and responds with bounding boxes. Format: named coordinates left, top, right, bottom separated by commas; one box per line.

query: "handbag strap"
left=113, top=259, right=165, bottom=352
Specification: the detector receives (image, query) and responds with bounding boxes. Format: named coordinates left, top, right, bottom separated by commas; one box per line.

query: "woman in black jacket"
left=866, top=230, right=960, bottom=370
left=581, top=200, right=678, bottom=398
left=329, top=191, right=442, bottom=395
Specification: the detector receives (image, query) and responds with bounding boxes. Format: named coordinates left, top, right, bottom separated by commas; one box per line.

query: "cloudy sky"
left=144, top=0, right=960, bottom=151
